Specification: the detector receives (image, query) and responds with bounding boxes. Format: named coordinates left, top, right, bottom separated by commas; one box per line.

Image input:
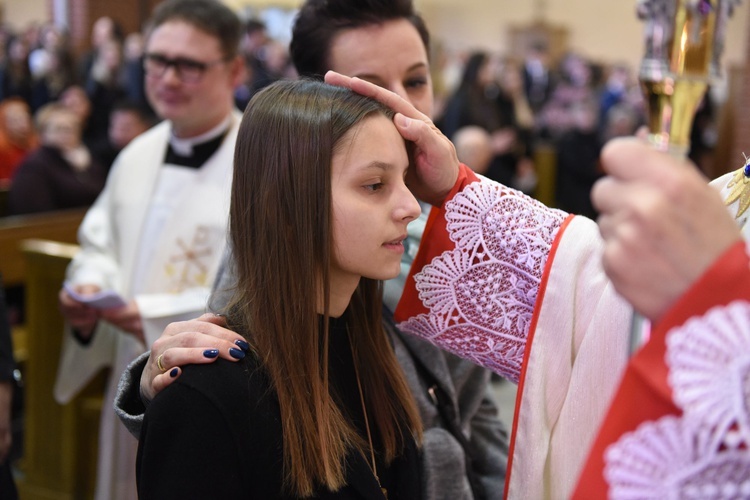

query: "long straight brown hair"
left=228, top=79, right=422, bottom=496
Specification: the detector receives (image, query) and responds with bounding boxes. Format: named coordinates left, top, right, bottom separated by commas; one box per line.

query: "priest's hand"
left=100, top=301, right=144, bottom=344
left=592, top=138, right=741, bottom=321
left=59, top=284, right=100, bottom=340
left=140, top=313, right=249, bottom=402
left=324, top=70, right=459, bottom=206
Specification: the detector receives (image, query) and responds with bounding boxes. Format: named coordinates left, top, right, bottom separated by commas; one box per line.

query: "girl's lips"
left=384, top=234, right=407, bottom=246
left=383, top=236, right=407, bottom=252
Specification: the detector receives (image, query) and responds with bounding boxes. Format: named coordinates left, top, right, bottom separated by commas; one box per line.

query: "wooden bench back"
left=16, top=239, right=103, bottom=500
left=0, top=209, right=86, bottom=288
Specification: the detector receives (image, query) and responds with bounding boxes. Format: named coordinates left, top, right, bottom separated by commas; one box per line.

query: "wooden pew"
left=533, top=143, right=558, bottom=208
left=15, top=239, right=104, bottom=500
left=0, top=209, right=86, bottom=289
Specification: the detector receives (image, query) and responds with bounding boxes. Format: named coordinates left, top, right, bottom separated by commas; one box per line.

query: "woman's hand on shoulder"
left=141, top=313, right=251, bottom=401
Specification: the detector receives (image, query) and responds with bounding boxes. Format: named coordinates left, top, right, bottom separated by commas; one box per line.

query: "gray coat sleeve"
left=113, top=351, right=149, bottom=437
left=449, top=355, right=509, bottom=499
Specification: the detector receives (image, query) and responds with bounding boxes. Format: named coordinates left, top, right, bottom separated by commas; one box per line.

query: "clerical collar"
left=164, top=115, right=232, bottom=169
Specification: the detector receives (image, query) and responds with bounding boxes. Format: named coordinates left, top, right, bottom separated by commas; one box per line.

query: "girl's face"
left=329, top=19, right=433, bottom=118
left=329, top=114, right=421, bottom=294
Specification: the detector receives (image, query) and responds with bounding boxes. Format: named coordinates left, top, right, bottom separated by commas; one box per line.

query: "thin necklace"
left=348, top=328, right=388, bottom=499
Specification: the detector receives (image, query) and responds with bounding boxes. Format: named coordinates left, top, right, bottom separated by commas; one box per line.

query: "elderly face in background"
left=38, top=107, right=82, bottom=152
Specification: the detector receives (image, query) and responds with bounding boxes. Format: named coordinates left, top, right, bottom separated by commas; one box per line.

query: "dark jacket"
left=8, top=145, right=107, bottom=215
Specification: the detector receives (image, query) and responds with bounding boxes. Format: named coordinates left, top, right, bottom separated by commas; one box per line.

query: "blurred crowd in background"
left=0, top=13, right=721, bottom=220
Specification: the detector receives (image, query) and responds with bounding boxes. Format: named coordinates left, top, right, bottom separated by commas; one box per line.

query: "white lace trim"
left=398, top=177, right=566, bottom=382
left=605, top=301, right=750, bottom=499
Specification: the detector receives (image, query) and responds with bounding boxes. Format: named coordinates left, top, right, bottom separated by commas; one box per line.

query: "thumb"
left=394, top=113, right=432, bottom=146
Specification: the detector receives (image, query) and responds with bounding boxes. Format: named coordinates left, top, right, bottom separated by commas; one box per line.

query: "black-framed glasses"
left=142, top=53, right=228, bottom=83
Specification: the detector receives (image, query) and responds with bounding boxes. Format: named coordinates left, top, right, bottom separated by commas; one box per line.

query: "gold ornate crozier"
left=637, top=0, right=738, bottom=157
left=631, top=0, right=740, bottom=352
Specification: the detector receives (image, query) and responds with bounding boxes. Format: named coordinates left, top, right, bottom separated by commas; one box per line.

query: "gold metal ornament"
left=637, top=0, right=740, bottom=157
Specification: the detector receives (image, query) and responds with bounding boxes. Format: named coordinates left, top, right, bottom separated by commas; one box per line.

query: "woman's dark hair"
left=290, top=0, right=430, bottom=78
left=228, top=79, right=422, bottom=496
left=457, top=51, right=489, bottom=92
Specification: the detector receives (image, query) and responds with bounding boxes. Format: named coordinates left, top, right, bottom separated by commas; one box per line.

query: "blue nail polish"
left=235, top=339, right=250, bottom=351
left=203, top=349, right=219, bottom=358
left=229, top=348, right=246, bottom=359
left=170, top=368, right=179, bottom=377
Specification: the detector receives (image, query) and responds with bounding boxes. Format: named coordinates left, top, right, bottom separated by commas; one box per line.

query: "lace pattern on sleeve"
left=603, top=300, right=750, bottom=499
left=397, top=178, right=567, bottom=383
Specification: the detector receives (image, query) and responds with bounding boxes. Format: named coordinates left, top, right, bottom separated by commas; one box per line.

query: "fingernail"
left=170, top=368, right=179, bottom=377
left=203, top=349, right=219, bottom=358
left=396, top=114, right=410, bottom=127
left=229, top=348, right=246, bottom=360
left=235, top=339, right=250, bottom=351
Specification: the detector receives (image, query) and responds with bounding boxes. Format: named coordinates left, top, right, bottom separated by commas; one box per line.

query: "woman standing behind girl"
left=137, top=79, right=424, bottom=498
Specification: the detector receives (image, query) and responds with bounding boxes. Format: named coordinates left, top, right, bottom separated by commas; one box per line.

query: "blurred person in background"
left=84, top=37, right=127, bottom=140
left=91, top=100, right=155, bottom=172
left=0, top=36, right=32, bottom=104
left=439, top=51, right=536, bottom=193
left=597, top=63, right=633, bottom=133
left=59, top=84, right=103, bottom=149
left=0, top=97, right=38, bottom=186
left=521, top=41, right=553, bottom=114
left=28, top=24, right=77, bottom=112
left=554, top=98, right=603, bottom=218
left=234, top=19, right=293, bottom=110
left=29, top=46, right=77, bottom=112
left=79, top=16, right=124, bottom=84
left=537, top=51, right=597, bottom=141
left=453, top=125, right=493, bottom=176
left=121, top=33, right=151, bottom=112
left=8, top=102, right=106, bottom=214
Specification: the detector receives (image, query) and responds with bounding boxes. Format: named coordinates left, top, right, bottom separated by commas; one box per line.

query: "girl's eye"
left=364, top=182, right=384, bottom=193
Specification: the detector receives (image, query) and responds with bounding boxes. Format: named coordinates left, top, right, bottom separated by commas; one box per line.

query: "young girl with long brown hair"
left=137, top=78, right=424, bottom=498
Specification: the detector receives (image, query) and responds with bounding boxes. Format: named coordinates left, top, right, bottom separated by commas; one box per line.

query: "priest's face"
left=144, top=20, right=242, bottom=138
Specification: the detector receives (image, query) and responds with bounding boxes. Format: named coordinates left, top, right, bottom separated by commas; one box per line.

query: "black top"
left=137, top=316, right=421, bottom=499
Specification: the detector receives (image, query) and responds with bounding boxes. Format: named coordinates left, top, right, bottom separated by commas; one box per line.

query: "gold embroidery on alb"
left=166, top=226, right=213, bottom=292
